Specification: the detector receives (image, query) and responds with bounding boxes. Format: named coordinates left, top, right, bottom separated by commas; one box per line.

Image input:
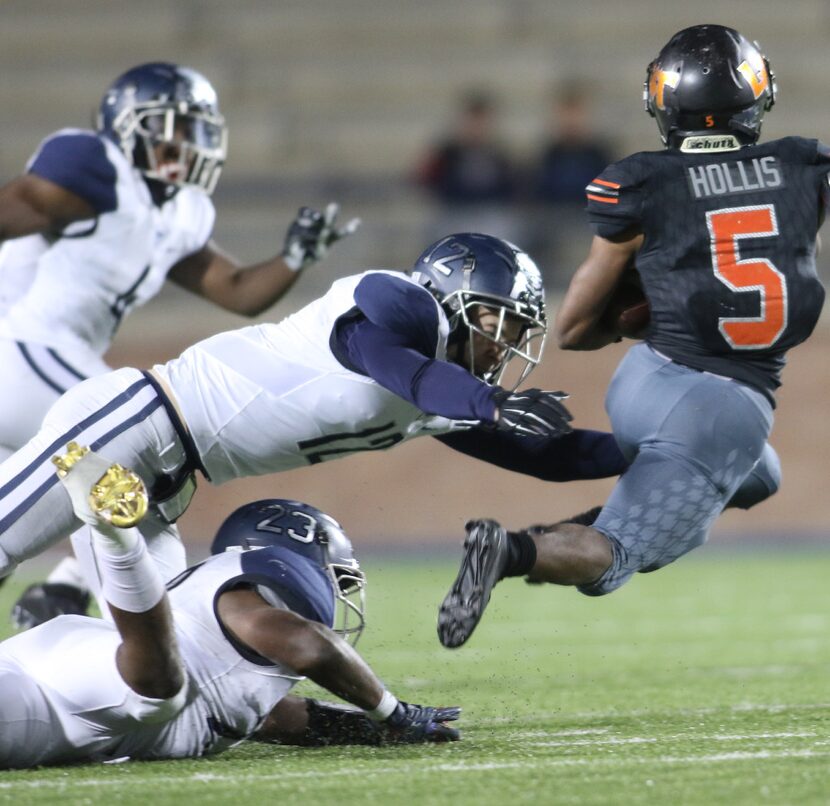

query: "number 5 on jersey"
left=707, top=204, right=787, bottom=349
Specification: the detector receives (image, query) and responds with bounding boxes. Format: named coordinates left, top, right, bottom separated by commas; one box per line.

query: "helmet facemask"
left=446, top=291, right=546, bottom=389
left=113, top=101, right=227, bottom=194
left=327, top=558, right=366, bottom=646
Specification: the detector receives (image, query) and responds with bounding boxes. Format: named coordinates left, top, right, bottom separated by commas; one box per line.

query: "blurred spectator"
left=413, top=89, right=522, bottom=243
left=526, top=83, right=616, bottom=288
left=531, top=84, right=614, bottom=204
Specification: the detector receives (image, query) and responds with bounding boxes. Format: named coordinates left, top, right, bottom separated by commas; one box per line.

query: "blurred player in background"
left=438, top=24, right=826, bottom=648
left=0, top=62, right=358, bottom=626
left=0, top=232, right=629, bottom=617
left=0, top=445, right=459, bottom=768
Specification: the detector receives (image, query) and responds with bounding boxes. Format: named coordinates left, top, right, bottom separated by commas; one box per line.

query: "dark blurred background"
left=3, top=1, right=829, bottom=550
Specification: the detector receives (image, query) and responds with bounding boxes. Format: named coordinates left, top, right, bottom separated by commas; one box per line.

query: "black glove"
left=491, top=388, right=573, bottom=438
left=381, top=701, right=461, bottom=743
left=281, top=202, right=361, bottom=271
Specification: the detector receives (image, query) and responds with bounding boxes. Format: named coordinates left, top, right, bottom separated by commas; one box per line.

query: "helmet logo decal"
left=512, top=251, right=543, bottom=301
left=420, top=237, right=474, bottom=278
left=737, top=59, right=769, bottom=99
left=648, top=66, right=680, bottom=110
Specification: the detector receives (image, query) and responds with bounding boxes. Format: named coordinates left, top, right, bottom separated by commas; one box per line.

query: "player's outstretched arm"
left=436, top=427, right=628, bottom=481
left=167, top=202, right=360, bottom=317
left=218, top=587, right=460, bottom=744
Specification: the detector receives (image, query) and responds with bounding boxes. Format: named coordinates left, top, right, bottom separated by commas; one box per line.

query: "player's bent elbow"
left=556, top=325, right=586, bottom=350
left=122, top=677, right=188, bottom=724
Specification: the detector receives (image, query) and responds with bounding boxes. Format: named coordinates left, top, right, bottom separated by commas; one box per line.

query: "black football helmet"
left=211, top=499, right=365, bottom=645
left=409, top=233, right=546, bottom=389
left=644, top=24, right=776, bottom=150
left=97, top=62, right=228, bottom=194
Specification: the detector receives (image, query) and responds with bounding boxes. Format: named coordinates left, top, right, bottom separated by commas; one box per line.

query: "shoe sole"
left=437, top=520, right=507, bottom=648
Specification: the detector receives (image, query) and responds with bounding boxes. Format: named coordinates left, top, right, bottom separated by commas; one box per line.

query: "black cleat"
left=11, top=582, right=90, bottom=630
left=437, top=519, right=509, bottom=648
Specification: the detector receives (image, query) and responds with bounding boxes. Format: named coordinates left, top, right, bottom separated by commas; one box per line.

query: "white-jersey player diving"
left=0, top=233, right=632, bottom=610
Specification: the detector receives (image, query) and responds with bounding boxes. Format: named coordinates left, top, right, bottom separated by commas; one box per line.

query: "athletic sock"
left=501, top=530, right=537, bottom=579
left=91, top=526, right=165, bottom=614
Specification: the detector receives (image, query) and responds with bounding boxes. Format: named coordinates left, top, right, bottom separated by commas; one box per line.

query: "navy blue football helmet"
left=97, top=62, right=227, bottom=193
left=211, top=499, right=365, bottom=645
left=409, top=233, right=546, bottom=388
left=645, top=25, right=775, bottom=151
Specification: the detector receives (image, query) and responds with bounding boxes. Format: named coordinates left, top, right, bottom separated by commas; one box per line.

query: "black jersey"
left=586, top=136, right=830, bottom=403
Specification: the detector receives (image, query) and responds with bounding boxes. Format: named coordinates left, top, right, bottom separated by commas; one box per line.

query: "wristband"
left=366, top=690, right=399, bottom=721
left=281, top=251, right=306, bottom=273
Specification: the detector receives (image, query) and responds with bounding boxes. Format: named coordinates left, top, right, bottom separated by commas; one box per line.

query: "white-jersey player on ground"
left=0, top=62, right=358, bottom=626
left=0, top=444, right=459, bottom=768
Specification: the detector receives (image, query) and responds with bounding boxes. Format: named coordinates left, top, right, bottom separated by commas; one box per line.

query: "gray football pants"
left=584, top=343, right=776, bottom=596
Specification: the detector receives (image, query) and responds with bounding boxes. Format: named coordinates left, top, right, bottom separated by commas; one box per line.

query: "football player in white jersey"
left=0, top=233, right=631, bottom=611
left=0, top=62, right=358, bottom=625
left=0, top=445, right=460, bottom=768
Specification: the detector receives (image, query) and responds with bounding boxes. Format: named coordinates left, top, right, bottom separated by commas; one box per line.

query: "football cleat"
left=437, top=519, right=509, bottom=648
left=52, top=442, right=148, bottom=528
left=11, top=582, right=90, bottom=630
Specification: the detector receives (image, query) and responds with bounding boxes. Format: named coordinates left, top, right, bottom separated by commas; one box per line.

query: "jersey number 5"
left=706, top=204, right=787, bottom=350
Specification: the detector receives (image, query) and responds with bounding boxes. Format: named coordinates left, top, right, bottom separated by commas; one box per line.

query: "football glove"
left=491, top=388, right=573, bottom=438
left=381, top=701, right=461, bottom=743
left=281, top=202, right=361, bottom=271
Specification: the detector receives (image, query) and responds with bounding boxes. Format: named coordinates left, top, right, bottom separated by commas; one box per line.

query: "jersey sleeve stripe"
left=586, top=193, right=619, bottom=204
left=593, top=178, right=621, bottom=188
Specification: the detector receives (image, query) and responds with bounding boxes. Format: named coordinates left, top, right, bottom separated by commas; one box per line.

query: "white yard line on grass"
left=2, top=748, right=829, bottom=791
left=526, top=731, right=817, bottom=748
left=477, top=700, right=830, bottom=725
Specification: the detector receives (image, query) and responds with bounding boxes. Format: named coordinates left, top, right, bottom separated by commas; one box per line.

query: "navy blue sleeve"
left=337, top=317, right=497, bottom=421
left=239, top=546, right=335, bottom=627
left=28, top=133, right=117, bottom=214
left=353, top=273, right=442, bottom=358
left=435, top=428, right=628, bottom=481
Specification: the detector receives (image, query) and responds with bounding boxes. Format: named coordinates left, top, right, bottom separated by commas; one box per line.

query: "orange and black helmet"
left=644, top=24, right=776, bottom=149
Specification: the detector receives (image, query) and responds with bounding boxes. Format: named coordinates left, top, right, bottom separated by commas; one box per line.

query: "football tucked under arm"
left=598, top=273, right=651, bottom=340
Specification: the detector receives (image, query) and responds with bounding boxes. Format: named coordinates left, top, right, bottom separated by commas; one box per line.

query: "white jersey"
left=0, top=129, right=215, bottom=360
left=0, top=546, right=328, bottom=766
left=155, top=271, right=456, bottom=484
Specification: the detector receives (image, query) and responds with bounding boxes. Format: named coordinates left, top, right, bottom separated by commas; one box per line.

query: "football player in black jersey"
left=438, top=24, right=829, bottom=649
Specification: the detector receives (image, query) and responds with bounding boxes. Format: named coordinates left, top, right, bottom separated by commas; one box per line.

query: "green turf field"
left=1, top=550, right=828, bottom=805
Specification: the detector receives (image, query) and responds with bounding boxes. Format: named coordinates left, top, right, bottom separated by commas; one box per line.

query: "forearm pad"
left=303, top=699, right=382, bottom=746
